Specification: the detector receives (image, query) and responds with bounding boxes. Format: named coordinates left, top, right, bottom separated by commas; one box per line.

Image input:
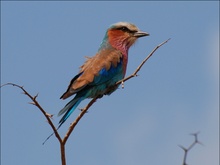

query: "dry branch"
left=116, top=38, right=170, bottom=85
left=62, top=38, right=171, bottom=145
left=1, top=83, right=62, bottom=144
left=1, top=38, right=170, bottom=165
left=179, top=132, right=202, bottom=165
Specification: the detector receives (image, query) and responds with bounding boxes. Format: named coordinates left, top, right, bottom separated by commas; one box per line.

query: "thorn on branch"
left=33, top=93, right=39, bottom=100
left=29, top=102, right=36, bottom=105
left=22, top=91, right=27, bottom=95
left=46, top=113, right=54, bottom=118
left=79, top=108, right=89, bottom=113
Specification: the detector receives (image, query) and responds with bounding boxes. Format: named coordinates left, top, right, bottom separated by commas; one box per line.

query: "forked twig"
left=62, top=38, right=171, bottom=144
left=1, top=38, right=170, bottom=165
left=1, top=83, right=62, bottom=144
left=179, top=132, right=203, bottom=165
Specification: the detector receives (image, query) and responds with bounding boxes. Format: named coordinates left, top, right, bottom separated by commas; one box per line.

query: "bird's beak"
left=134, top=31, right=150, bottom=38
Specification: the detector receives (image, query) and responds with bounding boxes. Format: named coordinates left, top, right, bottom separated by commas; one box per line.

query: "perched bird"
left=58, top=22, right=149, bottom=128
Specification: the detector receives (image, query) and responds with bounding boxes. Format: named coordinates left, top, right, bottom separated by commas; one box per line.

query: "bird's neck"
left=99, top=33, right=129, bottom=56
left=99, top=35, right=128, bottom=76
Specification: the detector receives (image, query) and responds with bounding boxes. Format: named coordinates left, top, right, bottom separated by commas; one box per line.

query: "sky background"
left=1, top=1, right=219, bottom=165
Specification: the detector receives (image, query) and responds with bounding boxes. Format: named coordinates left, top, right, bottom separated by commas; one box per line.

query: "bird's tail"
left=42, top=96, right=84, bottom=145
left=57, top=96, right=84, bottom=129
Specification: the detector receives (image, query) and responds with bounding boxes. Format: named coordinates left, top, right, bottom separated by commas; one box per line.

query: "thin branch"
left=63, top=38, right=171, bottom=144
left=1, top=83, right=62, bottom=144
left=116, top=38, right=171, bottom=86
left=1, top=38, right=170, bottom=165
left=179, top=132, right=203, bottom=165
left=63, top=96, right=99, bottom=144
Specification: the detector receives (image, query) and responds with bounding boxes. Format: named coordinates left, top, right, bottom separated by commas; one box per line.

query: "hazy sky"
left=1, top=1, right=219, bottom=165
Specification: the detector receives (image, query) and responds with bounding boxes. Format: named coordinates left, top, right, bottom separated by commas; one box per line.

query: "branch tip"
left=2, top=39, right=170, bottom=164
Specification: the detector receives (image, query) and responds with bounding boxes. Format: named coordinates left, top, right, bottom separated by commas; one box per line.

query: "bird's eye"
left=119, top=26, right=130, bottom=32
left=121, top=27, right=128, bottom=31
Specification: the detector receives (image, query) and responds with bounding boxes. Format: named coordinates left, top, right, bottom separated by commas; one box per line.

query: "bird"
left=58, top=22, right=149, bottom=128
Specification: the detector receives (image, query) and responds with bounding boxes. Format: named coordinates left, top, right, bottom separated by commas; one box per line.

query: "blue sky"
left=1, top=1, right=219, bottom=165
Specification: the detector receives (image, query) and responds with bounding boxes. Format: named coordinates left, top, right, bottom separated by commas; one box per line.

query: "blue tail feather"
left=42, top=96, right=84, bottom=145
left=58, top=96, right=84, bottom=129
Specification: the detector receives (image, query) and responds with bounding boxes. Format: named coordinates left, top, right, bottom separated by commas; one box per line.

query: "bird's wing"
left=60, top=49, right=123, bottom=99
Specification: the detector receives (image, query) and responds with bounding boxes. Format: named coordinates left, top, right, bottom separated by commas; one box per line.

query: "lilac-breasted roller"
left=58, top=22, right=149, bottom=128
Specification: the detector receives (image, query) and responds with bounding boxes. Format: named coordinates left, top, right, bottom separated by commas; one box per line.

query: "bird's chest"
left=121, top=53, right=128, bottom=75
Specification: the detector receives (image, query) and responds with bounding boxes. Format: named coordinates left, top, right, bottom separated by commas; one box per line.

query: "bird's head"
left=102, top=22, right=149, bottom=54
